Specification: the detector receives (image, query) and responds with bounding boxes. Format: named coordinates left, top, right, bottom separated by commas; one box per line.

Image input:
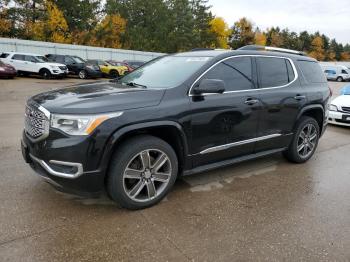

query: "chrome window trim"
left=188, top=55, right=299, bottom=97
left=30, top=154, right=83, bottom=179
left=199, top=134, right=282, bottom=155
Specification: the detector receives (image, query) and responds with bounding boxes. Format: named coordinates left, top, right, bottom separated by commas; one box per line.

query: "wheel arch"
left=100, top=121, right=189, bottom=182
left=297, top=105, right=325, bottom=134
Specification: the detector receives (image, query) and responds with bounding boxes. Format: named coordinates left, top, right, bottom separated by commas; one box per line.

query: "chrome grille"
left=342, top=107, right=350, bottom=113
left=24, top=105, right=49, bottom=141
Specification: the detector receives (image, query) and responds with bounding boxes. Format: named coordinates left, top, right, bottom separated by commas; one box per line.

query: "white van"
left=322, top=65, right=350, bottom=82
left=0, top=52, right=68, bottom=79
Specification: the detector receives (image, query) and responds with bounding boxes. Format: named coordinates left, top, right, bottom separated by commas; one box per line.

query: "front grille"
left=24, top=104, right=49, bottom=141
left=59, top=66, right=67, bottom=70
left=341, top=107, right=350, bottom=113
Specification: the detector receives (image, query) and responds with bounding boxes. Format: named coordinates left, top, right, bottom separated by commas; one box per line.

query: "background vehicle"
left=329, top=84, right=350, bottom=127
left=46, top=54, right=102, bottom=79
left=123, top=60, right=145, bottom=71
left=22, top=46, right=330, bottom=210
left=322, top=65, right=350, bottom=82
left=0, top=59, right=16, bottom=78
left=0, top=52, right=68, bottom=79
left=86, top=60, right=128, bottom=78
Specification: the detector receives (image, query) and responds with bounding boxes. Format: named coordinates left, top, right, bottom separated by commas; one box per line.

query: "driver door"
left=189, top=56, right=260, bottom=167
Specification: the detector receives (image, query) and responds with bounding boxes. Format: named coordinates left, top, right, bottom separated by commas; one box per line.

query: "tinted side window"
left=25, top=55, right=36, bottom=62
left=65, top=56, right=75, bottom=64
left=257, top=57, right=289, bottom=88
left=55, top=56, right=64, bottom=63
left=341, top=69, right=348, bottom=74
left=12, top=54, right=25, bottom=60
left=0, top=53, right=9, bottom=58
left=201, top=57, right=253, bottom=91
left=297, top=60, right=326, bottom=83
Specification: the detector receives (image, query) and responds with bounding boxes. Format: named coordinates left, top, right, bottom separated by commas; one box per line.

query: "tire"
left=336, top=76, right=343, bottom=82
left=283, top=116, right=320, bottom=163
left=39, top=68, right=51, bottom=79
left=107, top=135, right=178, bottom=210
left=109, top=70, right=119, bottom=79
left=78, top=70, right=87, bottom=79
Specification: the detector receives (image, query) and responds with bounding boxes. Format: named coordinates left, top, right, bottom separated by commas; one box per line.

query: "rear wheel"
left=109, top=70, right=119, bottom=79
left=107, top=135, right=178, bottom=210
left=283, top=116, right=320, bottom=163
left=78, top=70, right=87, bottom=79
left=336, top=76, right=343, bottom=82
left=39, top=68, right=51, bottom=79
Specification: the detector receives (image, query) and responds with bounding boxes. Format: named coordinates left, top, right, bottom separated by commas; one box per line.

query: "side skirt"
left=182, top=147, right=286, bottom=176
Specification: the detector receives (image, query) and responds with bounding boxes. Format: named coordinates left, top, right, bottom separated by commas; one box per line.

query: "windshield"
left=120, top=56, right=211, bottom=89
left=72, top=56, right=85, bottom=63
left=35, top=56, right=48, bottom=63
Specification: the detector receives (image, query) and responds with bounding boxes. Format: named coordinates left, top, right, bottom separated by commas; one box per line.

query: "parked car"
left=86, top=60, right=128, bottom=78
left=0, top=59, right=17, bottom=78
left=123, top=60, right=145, bottom=71
left=46, top=54, right=102, bottom=79
left=0, top=52, right=68, bottom=79
left=21, top=45, right=330, bottom=210
left=328, top=84, right=350, bottom=127
left=107, top=60, right=132, bottom=72
left=322, top=65, right=350, bottom=82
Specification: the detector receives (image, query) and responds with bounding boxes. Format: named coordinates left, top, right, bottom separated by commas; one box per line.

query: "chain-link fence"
left=0, top=38, right=164, bottom=62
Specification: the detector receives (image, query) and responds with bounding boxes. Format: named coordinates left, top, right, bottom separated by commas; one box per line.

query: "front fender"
left=98, top=121, right=189, bottom=174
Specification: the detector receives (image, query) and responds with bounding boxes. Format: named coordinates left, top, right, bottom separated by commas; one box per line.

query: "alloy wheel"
left=297, top=123, right=317, bottom=158
left=122, top=149, right=172, bottom=203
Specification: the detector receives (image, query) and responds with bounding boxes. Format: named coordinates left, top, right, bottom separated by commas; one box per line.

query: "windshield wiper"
left=125, top=82, right=147, bottom=88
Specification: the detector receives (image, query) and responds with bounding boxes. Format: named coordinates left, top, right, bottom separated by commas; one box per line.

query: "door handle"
left=294, top=94, right=306, bottom=100
left=244, top=98, right=259, bottom=105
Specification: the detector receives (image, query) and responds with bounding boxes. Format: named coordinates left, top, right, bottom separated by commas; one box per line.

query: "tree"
left=229, top=17, right=254, bottom=49
left=254, top=28, right=266, bottom=46
left=209, top=17, right=231, bottom=49
left=53, top=0, right=100, bottom=33
left=89, top=14, right=126, bottom=48
left=45, top=1, right=70, bottom=43
left=309, top=36, right=325, bottom=61
left=0, top=7, right=10, bottom=37
left=340, top=52, right=350, bottom=61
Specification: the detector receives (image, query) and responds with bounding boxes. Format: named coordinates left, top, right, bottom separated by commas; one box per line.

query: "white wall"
left=0, top=38, right=164, bottom=62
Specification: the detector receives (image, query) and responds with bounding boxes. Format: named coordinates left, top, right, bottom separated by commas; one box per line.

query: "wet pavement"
left=0, top=77, right=349, bottom=261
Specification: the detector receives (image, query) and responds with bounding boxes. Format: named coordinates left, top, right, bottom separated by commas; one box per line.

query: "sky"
left=208, top=0, right=350, bottom=44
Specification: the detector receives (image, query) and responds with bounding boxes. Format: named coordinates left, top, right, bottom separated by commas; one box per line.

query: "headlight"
left=328, top=104, right=338, bottom=111
left=49, top=65, right=59, bottom=69
left=86, top=65, right=94, bottom=70
left=50, top=112, right=123, bottom=136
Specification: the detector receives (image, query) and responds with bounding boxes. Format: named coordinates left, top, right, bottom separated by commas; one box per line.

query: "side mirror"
left=193, top=79, right=225, bottom=95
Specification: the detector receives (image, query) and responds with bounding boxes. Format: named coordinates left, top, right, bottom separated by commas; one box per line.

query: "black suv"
left=46, top=54, right=102, bottom=79
left=22, top=46, right=330, bottom=209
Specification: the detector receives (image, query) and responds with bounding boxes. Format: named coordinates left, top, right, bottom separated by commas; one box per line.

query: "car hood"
left=332, top=95, right=350, bottom=107
left=30, top=81, right=165, bottom=114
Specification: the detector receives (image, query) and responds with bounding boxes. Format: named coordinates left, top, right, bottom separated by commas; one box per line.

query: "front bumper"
left=329, top=110, right=350, bottom=127
left=21, top=132, right=106, bottom=196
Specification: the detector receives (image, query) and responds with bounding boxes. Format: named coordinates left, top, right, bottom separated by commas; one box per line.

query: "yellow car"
left=86, top=59, right=128, bottom=78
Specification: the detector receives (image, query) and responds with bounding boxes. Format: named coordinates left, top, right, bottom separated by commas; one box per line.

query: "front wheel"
left=283, top=116, right=320, bottom=163
left=336, top=76, right=343, bottom=82
left=78, top=70, right=87, bottom=79
left=39, top=69, right=51, bottom=79
left=107, top=135, right=178, bottom=210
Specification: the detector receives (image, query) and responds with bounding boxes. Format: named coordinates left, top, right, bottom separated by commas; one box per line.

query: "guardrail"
left=0, top=38, right=164, bottom=62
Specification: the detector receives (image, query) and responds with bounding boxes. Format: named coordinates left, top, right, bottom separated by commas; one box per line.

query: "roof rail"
left=238, top=45, right=307, bottom=56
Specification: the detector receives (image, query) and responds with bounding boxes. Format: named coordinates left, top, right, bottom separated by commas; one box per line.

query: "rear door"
left=190, top=56, right=260, bottom=167
left=254, top=56, right=306, bottom=152
left=9, top=54, right=26, bottom=71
